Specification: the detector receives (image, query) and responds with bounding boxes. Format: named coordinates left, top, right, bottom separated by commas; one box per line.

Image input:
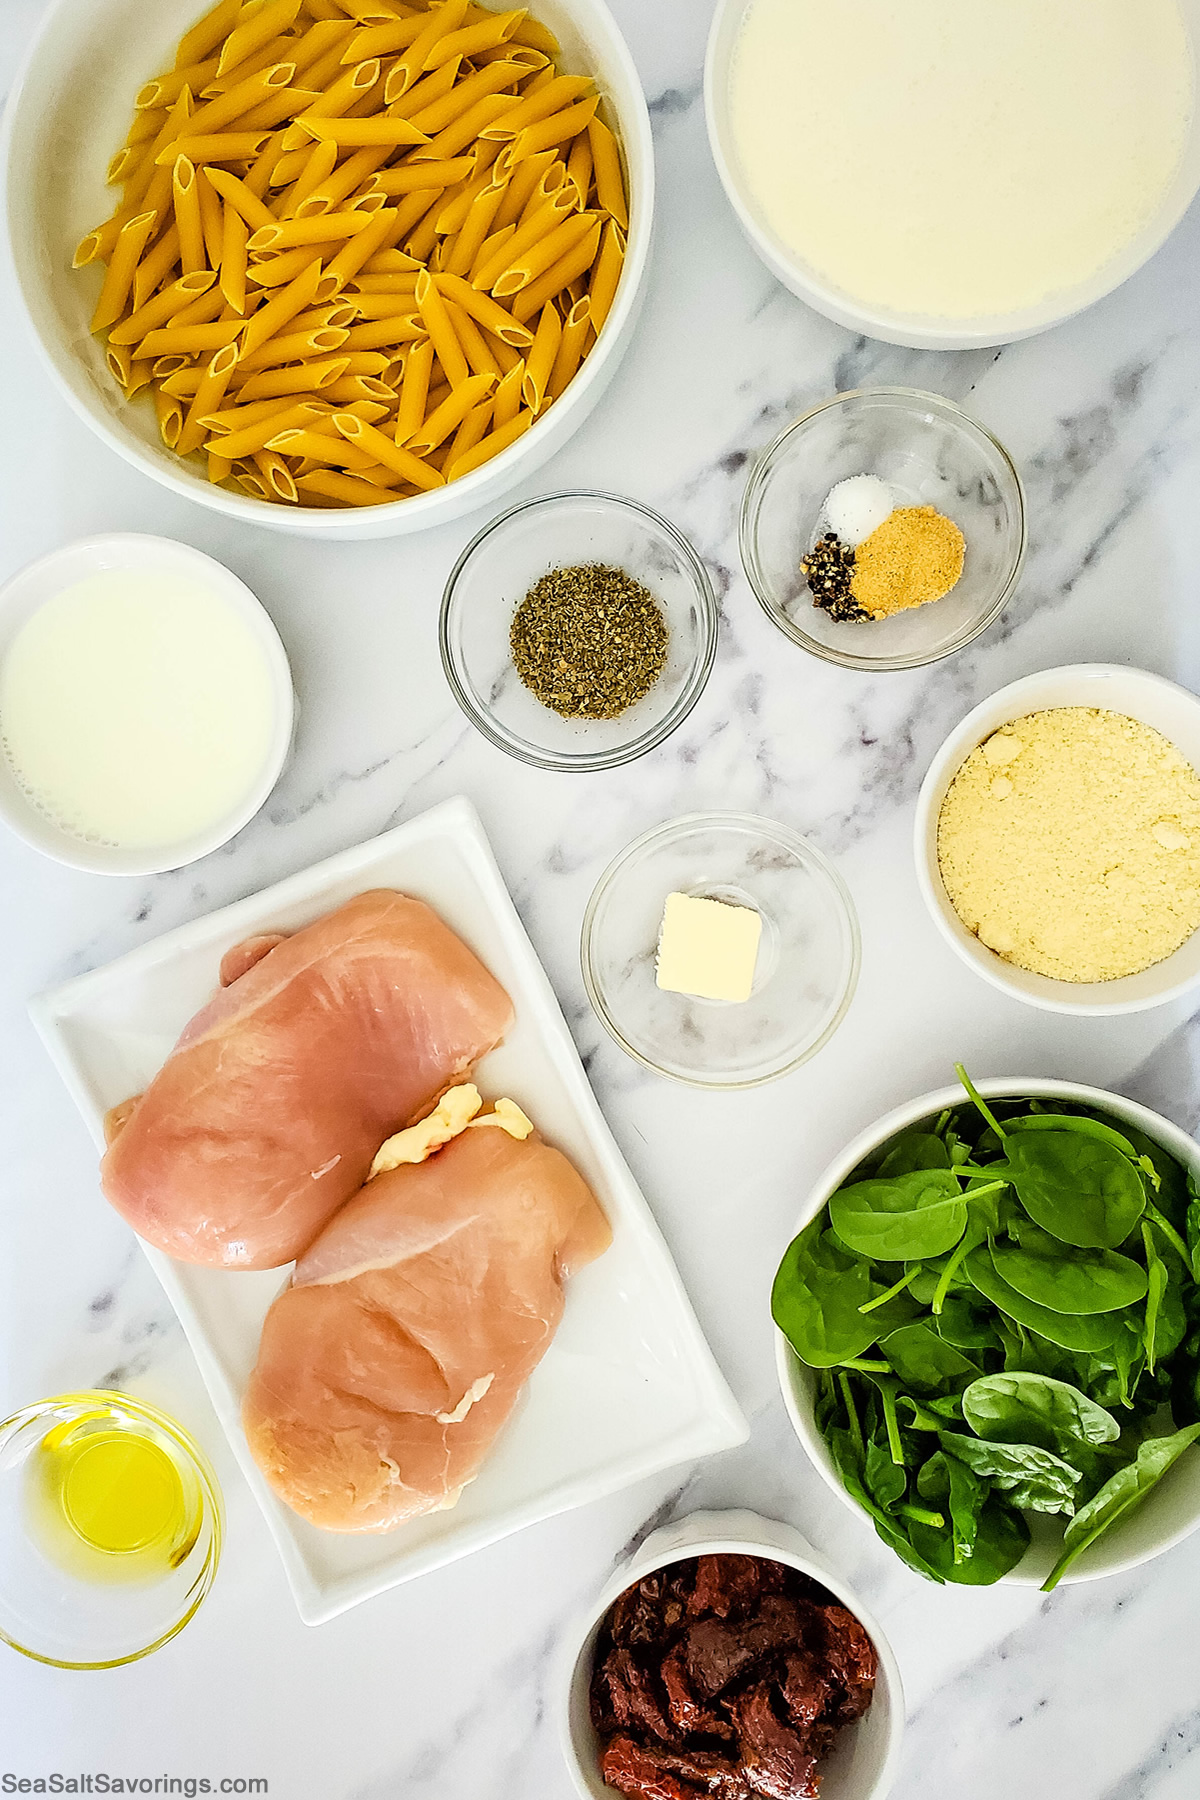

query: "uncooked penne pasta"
left=80, top=0, right=628, bottom=507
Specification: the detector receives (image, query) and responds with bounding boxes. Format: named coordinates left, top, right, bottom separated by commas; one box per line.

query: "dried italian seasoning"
left=510, top=563, right=669, bottom=720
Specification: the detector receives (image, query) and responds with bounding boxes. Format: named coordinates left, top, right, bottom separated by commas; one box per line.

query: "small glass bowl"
left=581, top=813, right=860, bottom=1088
left=740, top=387, right=1026, bottom=671
left=439, top=492, right=718, bottom=771
left=0, top=1391, right=223, bottom=1669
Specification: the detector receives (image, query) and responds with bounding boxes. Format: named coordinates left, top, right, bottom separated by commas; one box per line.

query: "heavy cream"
left=0, top=567, right=278, bottom=849
left=729, top=0, right=1193, bottom=320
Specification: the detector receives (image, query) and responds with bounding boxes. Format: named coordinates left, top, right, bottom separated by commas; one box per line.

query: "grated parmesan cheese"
left=936, top=707, right=1200, bottom=983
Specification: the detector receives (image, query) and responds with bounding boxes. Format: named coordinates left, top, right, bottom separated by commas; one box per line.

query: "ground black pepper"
left=509, top=563, right=669, bottom=720
left=801, top=532, right=870, bottom=623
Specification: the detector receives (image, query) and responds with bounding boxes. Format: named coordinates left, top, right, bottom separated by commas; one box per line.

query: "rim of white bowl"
left=0, top=533, right=295, bottom=875
left=439, top=491, right=719, bottom=771
left=557, top=1507, right=905, bottom=1800
left=774, top=1077, right=1200, bottom=1587
left=0, top=0, right=655, bottom=536
left=739, top=386, right=1027, bottom=671
left=914, top=663, right=1200, bottom=1014
left=702, top=0, right=1200, bottom=350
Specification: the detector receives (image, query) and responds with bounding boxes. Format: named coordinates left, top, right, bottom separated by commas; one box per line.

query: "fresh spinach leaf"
left=879, top=1132, right=952, bottom=1177
left=935, top=1292, right=1003, bottom=1351
left=964, top=1244, right=1128, bottom=1353
left=989, top=1239, right=1147, bottom=1315
left=1002, top=1132, right=1146, bottom=1249
left=1042, top=1423, right=1200, bottom=1590
left=937, top=1430, right=1083, bottom=1514
left=1005, top=1113, right=1140, bottom=1159
left=916, top=1450, right=985, bottom=1563
left=865, top=1432, right=907, bottom=1509
left=829, top=1169, right=969, bottom=1262
left=825, top=1426, right=944, bottom=1583
left=909, top=1496, right=1030, bottom=1585
left=961, top=1372, right=1119, bottom=1453
left=771, top=1221, right=900, bottom=1367
left=881, top=1323, right=980, bottom=1394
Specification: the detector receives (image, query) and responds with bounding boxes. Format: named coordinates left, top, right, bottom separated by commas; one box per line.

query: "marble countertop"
left=4, top=2, right=1200, bottom=1795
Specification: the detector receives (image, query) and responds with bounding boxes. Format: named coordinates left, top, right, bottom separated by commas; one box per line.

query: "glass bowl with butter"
left=581, top=813, right=860, bottom=1087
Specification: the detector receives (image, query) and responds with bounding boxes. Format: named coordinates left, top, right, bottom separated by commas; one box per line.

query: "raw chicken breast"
left=100, top=892, right=513, bottom=1269
left=242, top=1122, right=611, bottom=1531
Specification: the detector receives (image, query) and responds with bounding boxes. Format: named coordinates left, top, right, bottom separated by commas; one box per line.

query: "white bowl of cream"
left=0, top=534, right=294, bottom=875
left=705, top=0, right=1200, bottom=348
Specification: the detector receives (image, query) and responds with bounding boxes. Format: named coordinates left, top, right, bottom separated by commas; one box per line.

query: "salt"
left=822, top=475, right=896, bottom=547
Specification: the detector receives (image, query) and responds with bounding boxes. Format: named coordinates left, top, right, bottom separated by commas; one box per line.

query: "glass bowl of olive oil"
left=0, top=1390, right=222, bottom=1668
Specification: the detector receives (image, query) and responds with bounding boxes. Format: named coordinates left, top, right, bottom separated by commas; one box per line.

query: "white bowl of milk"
left=706, top=0, right=1200, bottom=348
left=0, top=536, right=294, bottom=875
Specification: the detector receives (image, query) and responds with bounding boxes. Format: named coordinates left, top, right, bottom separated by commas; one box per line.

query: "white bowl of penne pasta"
left=1, top=0, right=653, bottom=536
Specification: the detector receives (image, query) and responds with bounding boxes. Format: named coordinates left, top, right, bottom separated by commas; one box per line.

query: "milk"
left=729, top=0, right=1193, bottom=320
left=0, top=568, right=278, bottom=849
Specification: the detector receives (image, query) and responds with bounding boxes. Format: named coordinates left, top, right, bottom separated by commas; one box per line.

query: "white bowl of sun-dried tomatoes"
left=558, top=1508, right=904, bottom=1800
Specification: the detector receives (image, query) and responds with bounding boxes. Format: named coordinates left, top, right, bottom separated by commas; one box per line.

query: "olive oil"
left=30, top=1403, right=204, bottom=1584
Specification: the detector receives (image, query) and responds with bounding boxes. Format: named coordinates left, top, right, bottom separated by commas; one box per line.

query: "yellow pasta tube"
left=433, top=271, right=533, bottom=346
left=280, top=136, right=337, bottom=215
left=248, top=210, right=376, bottom=252
left=469, top=222, right=513, bottom=283
left=248, top=245, right=337, bottom=286
left=324, top=204, right=404, bottom=291
left=218, top=0, right=304, bottom=77
left=138, top=318, right=244, bottom=357
left=444, top=407, right=531, bottom=479
left=109, top=269, right=217, bottom=344
left=587, top=115, right=627, bottom=228
left=236, top=323, right=349, bottom=368
left=175, top=0, right=241, bottom=66
left=427, top=10, right=525, bottom=70
left=471, top=190, right=572, bottom=291
left=159, top=131, right=273, bottom=165
left=505, top=96, right=599, bottom=160
left=254, top=449, right=300, bottom=500
left=492, top=209, right=597, bottom=297
left=323, top=376, right=394, bottom=404
left=213, top=400, right=326, bottom=458
left=237, top=466, right=272, bottom=498
left=173, top=156, right=207, bottom=274
left=132, top=223, right=182, bottom=307
left=294, top=144, right=391, bottom=215
left=267, top=428, right=377, bottom=467
left=297, top=115, right=428, bottom=147
left=123, top=87, right=194, bottom=207
left=296, top=468, right=397, bottom=503
left=104, top=339, right=134, bottom=388
left=444, top=396, right=493, bottom=467
left=289, top=17, right=358, bottom=75
left=220, top=203, right=250, bottom=312
left=387, top=0, right=469, bottom=99
left=340, top=315, right=423, bottom=349
left=414, top=93, right=519, bottom=162
left=162, top=63, right=296, bottom=145
left=442, top=299, right=501, bottom=378
left=480, top=73, right=592, bottom=141
left=90, top=210, right=157, bottom=332
left=348, top=288, right=419, bottom=317
left=208, top=447, right=235, bottom=484
left=337, top=14, right=426, bottom=64
left=520, top=297, right=560, bottom=410
left=406, top=59, right=526, bottom=137
left=154, top=384, right=184, bottom=448
left=160, top=367, right=206, bottom=399
left=348, top=270, right=421, bottom=294
left=332, top=414, right=446, bottom=487
left=178, top=341, right=240, bottom=453
left=509, top=14, right=559, bottom=54
left=283, top=59, right=382, bottom=150
left=151, top=354, right=192, bottom=380
left=196, top=168, right=225, bottom=267
left=415, top=267, right=470, bottom=384
left=511, top=218, right=601, bottom=322
left=235, top=356, right=351, bottom=399
left=587, top=217, right=624, bottom=335
left=204, top=164, right=278, bottom=232
left=201, top=395, right=301, bottom=434
left=239, top=255, right=324, bottom=355
left=382, top=52, right=464, bottom=116
left=442, top=179, right=506, bottom=278
left=547, top=295, right=589, bottom=397
left=136, top=59, right=219, bottom=111
left=565, top=131, right=592, bottom=207
left=394, top=334, right=434, bottom=442
left=492, top=357, right=523, bottom=428
left=405, top=371, right=494, bottom=453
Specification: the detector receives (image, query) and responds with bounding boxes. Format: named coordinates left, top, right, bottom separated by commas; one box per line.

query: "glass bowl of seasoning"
left=0, top=1390, right=223, bottom=1669
left=439, top=492, right=718, bottom=772
left=582, top=813, right=860, bottom=1088
left=740, top=387, right=1026, bottom=671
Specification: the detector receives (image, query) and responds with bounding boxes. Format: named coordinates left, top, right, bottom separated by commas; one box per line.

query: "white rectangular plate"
left=30, top=798, right=747, bottom=1624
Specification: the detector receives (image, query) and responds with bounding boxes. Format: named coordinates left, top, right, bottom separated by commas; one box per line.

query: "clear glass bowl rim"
left=580, top=810, right=862, bottom=1089
left=738, top=386, right=1028, bottom=672
left=0, top=1388, right=224, bottom=1670
left=439, top=490, right=720, bottom=772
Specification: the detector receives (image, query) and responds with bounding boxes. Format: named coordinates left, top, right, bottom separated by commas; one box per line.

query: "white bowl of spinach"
left=773, top=1071, right=1200, bottom=1589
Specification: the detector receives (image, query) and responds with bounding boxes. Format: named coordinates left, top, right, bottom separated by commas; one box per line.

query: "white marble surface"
left=3, top=2, right=1200, bottom=1795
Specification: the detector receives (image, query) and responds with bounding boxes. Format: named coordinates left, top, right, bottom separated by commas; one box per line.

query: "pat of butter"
left=656, top=892, right=762, bottom=1003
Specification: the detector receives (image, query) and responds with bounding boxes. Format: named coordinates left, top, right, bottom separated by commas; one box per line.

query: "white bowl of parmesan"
left=914, top=664, right=1200, bottom=1014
